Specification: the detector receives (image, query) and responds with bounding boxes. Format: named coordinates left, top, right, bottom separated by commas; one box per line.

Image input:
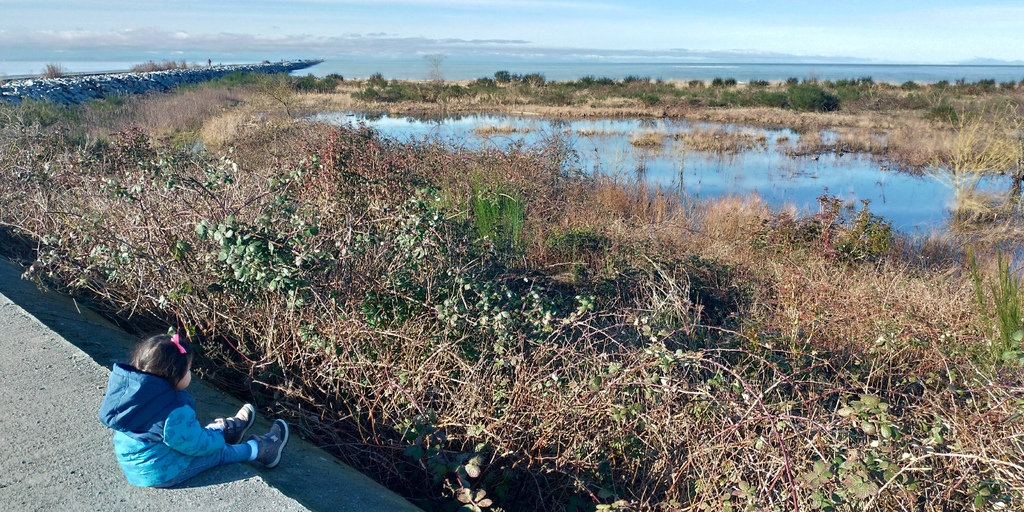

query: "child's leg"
left=206, top=404, right=256, bottom=444
left=153, top=443, right=253, bottom=488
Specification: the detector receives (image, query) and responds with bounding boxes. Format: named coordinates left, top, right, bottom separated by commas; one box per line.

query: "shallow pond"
left=315, top=112, right=1010, bottom=234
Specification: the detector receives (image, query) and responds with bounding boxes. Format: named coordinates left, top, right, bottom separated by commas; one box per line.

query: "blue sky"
left=2, top=0, right=1023, bottom=64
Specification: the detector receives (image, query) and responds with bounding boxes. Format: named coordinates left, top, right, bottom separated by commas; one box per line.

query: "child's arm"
left=162, top=405, right=226, bottom=456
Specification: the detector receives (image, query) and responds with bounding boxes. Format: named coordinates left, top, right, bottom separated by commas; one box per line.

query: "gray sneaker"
left=214, top=403, right=256, bottom=445
left=249, top=419, right=289, bottom=468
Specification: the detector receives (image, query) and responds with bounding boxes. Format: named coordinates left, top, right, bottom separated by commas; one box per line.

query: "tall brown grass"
left=129, top=60, right=194, bottom=73
left=42, top=62, right=67, bottom=78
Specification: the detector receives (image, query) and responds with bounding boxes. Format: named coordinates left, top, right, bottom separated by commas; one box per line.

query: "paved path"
left=0, top=259, right=421, bottom=512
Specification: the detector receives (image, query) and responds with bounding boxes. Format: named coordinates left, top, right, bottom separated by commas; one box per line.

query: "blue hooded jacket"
left=99, top=363, right=225, bottom=487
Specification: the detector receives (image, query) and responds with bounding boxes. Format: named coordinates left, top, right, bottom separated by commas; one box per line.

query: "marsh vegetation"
left=1, top=71, right=1023, bottom=511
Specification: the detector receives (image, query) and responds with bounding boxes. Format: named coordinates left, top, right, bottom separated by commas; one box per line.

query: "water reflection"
left=313, top=112, right=1012, bottom=234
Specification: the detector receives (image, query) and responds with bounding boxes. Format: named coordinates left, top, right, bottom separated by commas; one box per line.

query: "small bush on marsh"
left=711, top=77, right=736, bottom=88
left=368, top=72, right=387, bottom=87
left=293, top=73, right=343, bottom=93
left=634, top=92, right=660, bottom=107
left=786, top=83, right=840, bottom=112
left=926, top=103, right=959, bottom=124
left=621, top=75, right=650, bottom=84
left=523, top=73, right=546, bottom=87
left=969, top=249, right=1024, bottom=365
left=6, top=99, right=78, bottom=127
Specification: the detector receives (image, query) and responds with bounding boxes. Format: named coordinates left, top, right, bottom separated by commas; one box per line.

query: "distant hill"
left=959, top=58, right=1024, bottom=66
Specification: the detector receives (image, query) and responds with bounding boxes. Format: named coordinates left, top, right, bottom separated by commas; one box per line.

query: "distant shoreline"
left=300, top=58, right=1024, bottom=84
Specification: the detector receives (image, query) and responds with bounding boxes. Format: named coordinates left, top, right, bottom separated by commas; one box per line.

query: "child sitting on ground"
left=99, top=332, right=289, bottom=488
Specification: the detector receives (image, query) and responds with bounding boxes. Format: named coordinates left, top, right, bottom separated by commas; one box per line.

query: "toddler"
left=99, top=333, right=289, bottom=488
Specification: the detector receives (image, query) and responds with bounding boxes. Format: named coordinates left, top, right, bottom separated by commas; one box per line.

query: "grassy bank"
left=1, top=79, right=1023, bottom=511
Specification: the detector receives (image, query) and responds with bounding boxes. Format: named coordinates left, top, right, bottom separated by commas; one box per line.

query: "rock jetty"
left=0, top=60, right=321, bottom=105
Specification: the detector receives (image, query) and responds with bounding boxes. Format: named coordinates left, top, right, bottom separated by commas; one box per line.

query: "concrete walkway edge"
left=0, top=259, right=421, bottom=512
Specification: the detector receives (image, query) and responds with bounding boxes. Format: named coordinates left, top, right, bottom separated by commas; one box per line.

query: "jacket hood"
left=99, top=363, right=194, bottom=442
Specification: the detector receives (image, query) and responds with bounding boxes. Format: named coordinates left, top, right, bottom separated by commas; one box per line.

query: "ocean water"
left=298, top=57, right=1024, bottom=84
left=5, top=57, right=1024, bottom=85
left=0, top=61, right=140, bottom=78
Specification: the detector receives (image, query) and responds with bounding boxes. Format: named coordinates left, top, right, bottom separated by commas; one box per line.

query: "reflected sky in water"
left=314, top=112, right=1010, bottom=234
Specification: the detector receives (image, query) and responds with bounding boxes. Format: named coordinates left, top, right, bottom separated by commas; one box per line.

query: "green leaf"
left=880, top=424, right=892, bottom=439
left=403, top=445, right=424, bottom=460
left=859, top=394, right=880, bottom=408
left=860, top=421, right=877, bottom=435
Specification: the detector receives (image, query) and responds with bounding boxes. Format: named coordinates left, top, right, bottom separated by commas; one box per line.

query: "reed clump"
left=42, top=62, right=67, bottom=78
left=628, top=131, right=665, bottom=148
left=129, top=60, right=194, bottom=73
left=475, top=124, right=528, bottom=136
left=673, top=127, right=768, bottom=153
left=1, top=80, right=1022, bottom=512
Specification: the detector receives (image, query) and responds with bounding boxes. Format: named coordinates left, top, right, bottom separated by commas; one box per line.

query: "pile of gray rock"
left=0, top=60, right=320, bottom=105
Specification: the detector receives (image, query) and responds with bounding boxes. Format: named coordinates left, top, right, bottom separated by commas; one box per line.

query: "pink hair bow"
left=170, top=333, right=187, bottom=354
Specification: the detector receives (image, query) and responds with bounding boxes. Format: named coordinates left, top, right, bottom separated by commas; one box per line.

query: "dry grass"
left=42, top=62, right=67, bottom=79
left=129, top=60, right=195, bottom=73
left=628, top=131, right=665, bottom=148
left=475, top=124, right=529, bottom=136
left=672, top=127, right=768, bottom=154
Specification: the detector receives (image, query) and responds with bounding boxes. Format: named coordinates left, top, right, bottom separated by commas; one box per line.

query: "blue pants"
left=153, top=437, right=252, bottom=488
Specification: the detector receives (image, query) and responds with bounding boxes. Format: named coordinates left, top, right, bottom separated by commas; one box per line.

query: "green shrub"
left=975, top=78, right=997, bottom=91
left=471, top=189, right=525, bottom=249
left=523, top=73, right=546, bottom=87
left=472, top=77, right=496, bottom=88
left=547, top=228, right=609, bottom=257
left=635, top=92, right=661, bottom=107
left=622, top=75, right=650, bottom=84
left=926, top=103, right=959, bottom=124
left=970, top=249, right=1024, bottom=365
left=368, top=72, right=387, bottom=87
left=209, top=71, right=266, bottom=87
left=786, top=83, right=840, bottom=112
left=753, top=90, right=789, bottom=108
left=14, top=99, right=78, bottom=127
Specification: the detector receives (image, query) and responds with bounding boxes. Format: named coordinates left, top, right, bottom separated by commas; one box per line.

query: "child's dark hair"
left=131, top=334, right=193, bottom=387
